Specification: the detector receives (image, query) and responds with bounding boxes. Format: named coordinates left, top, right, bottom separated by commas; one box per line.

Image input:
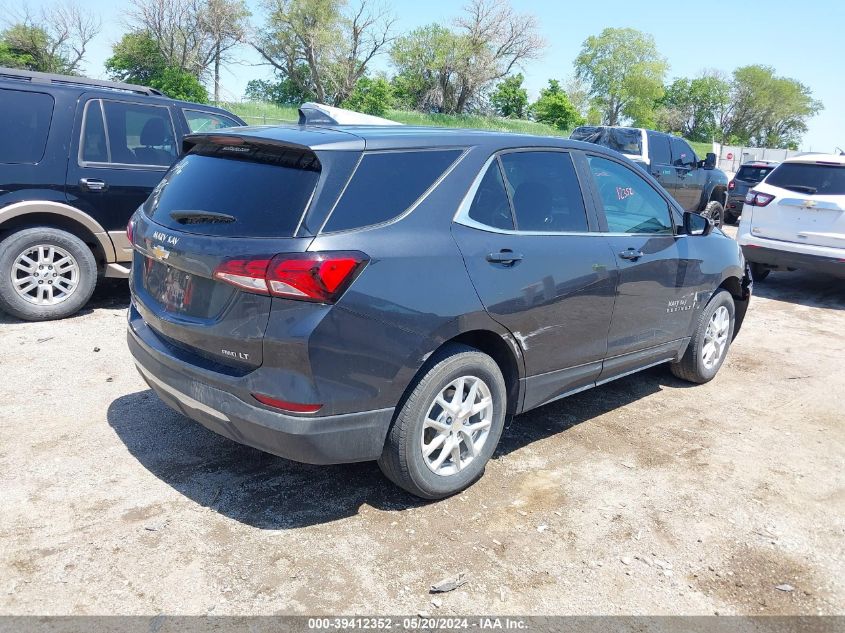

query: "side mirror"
left=683, top=211, right=713, bottom=236
left=702, top=152, right=717, bottom=170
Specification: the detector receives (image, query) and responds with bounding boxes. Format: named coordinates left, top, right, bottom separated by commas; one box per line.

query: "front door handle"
left=486, top=250, right=523, bottom=265
left=80, top=178, right=107, bottom=192
left=618, top=248, right=644, bottom=261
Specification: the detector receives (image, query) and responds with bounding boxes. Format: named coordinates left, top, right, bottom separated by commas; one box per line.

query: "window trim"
left=454, top=148, right=596, bottom=236
left=318, top=147, right=468, bottom=235
left=182, top=108, right=240, bottom=133
left=77, top=97, right=178, bottom=170
left=582, top=151, right=682, bottom=237
left=0, top=87, right=55, bottom=165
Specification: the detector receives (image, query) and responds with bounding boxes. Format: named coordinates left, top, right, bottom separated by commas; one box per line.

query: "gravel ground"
left=1, top=229, right=843, bottom=616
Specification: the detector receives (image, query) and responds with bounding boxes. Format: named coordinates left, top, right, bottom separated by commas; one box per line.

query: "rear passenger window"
left=499, top=151, right=589, bottom=232
left=183, top=109, right=240, bottom=132
left=323, top=150, right=462, bottom=232
left=81, top=99, right=177, bottom=166
left=467, top=162, right=514, bottom=230
left=587, top=156, right=674, bottom=234
left=0, top=88, right=53, bottom=164
left=647, top=132, right=671, bottom=166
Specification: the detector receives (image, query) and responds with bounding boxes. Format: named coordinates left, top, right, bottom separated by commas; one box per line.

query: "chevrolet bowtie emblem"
left=803, top=200, right=817, bottom=208
left=151, top=244, right=170, bottom=260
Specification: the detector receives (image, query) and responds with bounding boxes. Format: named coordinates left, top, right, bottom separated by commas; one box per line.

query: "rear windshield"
left=570, top=126, right=642, bottom=156
left=765, top=162, right=845, bottom=196
left=322, top=149, right=462, bottom=232
left=736, top=165, right=775, bottom=183
left=144, top=144, right=320, bottom=237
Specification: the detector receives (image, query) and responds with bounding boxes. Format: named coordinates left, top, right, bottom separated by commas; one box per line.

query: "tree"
left=198, top=0, right=249, bottom=101
left=0, top=2, right=100, bottom=74
left=390, top=0, right=544, bottom=114
left=658, top=73, right=731, bottom=141
left=106, top=31, right=208, bottom=102
left=244, top=71, right=315, bottom=105
left=253, top=0, right=395, bottom=106
left=722, top=65, right=821, bottom=149
left=529, top=79, right=582, bottom=131
left=490, top=73, right=528, bottom=118
left=342, top=75, right=393, bottom=115
left=574, top=27, right=667, bottom=126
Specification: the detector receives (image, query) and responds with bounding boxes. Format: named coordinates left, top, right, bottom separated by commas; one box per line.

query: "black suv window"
left=0, top=88, right=54, bottom=164
left=669, top=137, right=696, bottom=168
left=587, top=155, right=673, bottom=234
left=81, top=99, right=177, bottom=166
left=323, top=150, right=462, bottom=232
left=647, top=132, right=671, bottom=166
left=183, top=109, right=240, bottom=132
left=467, top=161, right=514, bottom=230
left=499, top=151, right=589, bottom=232
left=735, top=164, right=776, bottom=183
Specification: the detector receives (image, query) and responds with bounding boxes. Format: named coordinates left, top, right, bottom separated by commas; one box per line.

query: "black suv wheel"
left=0, top=227, right=97, bottom=321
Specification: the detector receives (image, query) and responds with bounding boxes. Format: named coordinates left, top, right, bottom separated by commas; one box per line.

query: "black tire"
left=0, top=227, right=98, bottom=321
left=670, top=289, right=735, bottom=384
left=723, top=210, right=738, bottom=225
left=702, top=200, right=724, bottom=228
left=749, top=262, right=770, bottom=281
left=378, top=343, right=507, bottom=499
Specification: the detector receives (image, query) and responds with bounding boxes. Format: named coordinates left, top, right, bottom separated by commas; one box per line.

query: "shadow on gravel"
left=0, top=278, right=130, bottom=324
left=107, top=365, right=683, bottom=529
left=751, top=271, right=844, bottom=310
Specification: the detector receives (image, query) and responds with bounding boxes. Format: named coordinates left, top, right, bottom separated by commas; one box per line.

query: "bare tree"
left=253, top=0, right=395, bottom=105
left=198, top=0, right=249, bottom=101
left=1, top=1, right=101, bottom=74
left=452, top=0, right=545, bottom=112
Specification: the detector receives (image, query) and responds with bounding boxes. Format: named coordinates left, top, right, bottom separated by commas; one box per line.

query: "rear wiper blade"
left=170, top=210, right=236, bottom=225
left=782, top=185, right=817, bottom=194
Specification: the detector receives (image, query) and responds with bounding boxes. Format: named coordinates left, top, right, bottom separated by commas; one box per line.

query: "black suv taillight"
left=213, top=252, right=368, bottom=303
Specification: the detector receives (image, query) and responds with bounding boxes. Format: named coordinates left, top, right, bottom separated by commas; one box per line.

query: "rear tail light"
left=213, top=252, right=368, bottom=303
left=744, top=189, right=774, bottom=207
left=728, top=180, right=735, bottom=190
left=252, top=393, right=322, bottom=413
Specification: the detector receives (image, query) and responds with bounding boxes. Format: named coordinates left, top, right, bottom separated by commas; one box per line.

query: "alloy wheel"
left=702, top=305, right=730, bottom=369
left=11, top=244, right=80, bottom=306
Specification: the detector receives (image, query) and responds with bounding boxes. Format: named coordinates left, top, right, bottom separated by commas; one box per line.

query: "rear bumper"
left=741, top=245, right=845, bottom=278
left=127, top=316, right=394, bottom=465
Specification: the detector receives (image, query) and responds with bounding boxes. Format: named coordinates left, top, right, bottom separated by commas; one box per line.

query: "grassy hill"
left=223, top=101, right=714, bottom=154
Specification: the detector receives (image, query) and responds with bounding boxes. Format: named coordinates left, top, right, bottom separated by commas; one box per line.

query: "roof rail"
left=0, top=67, right=164, bottom=96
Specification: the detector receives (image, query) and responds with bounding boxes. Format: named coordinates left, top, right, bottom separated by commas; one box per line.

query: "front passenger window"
left=587, top=156, right=674, bottom=235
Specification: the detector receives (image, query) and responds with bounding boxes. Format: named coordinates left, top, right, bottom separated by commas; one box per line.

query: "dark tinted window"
left=184, top=109, right=240, bottom=132
left=570, top=126, right=643, bottom=156
left=669, top=137, right=696, bottom=168
left=587, top=156, right=673, bottom=234
left=765, top=162, right=845, bottom=195
left=467, top=162, right=514, bottom=230
left=103, top=100, right=176, bottom=166
left=735, top=165, right=775, bottom=183
left=324, top=150, right=461, bottom=232
left=499, top=151, right=588, bottom=232
left=81, top=100, right=108, bottom=163
left=0, top=88, right=53, bottom=164
left=647, top=132, right=671, bottom=166
left=145, top=147, right=320, bottom=237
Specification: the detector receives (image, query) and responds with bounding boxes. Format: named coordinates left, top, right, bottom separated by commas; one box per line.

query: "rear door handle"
left=79, top=178, right=108, bottom=192
left=618, top=248, right=644, bottom=261
left=486, top=250, right=523, bottom=265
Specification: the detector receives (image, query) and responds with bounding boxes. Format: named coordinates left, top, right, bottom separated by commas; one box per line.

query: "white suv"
left=737, top=154, right=845, bottom=280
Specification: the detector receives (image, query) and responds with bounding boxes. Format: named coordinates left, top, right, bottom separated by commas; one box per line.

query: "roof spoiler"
left=298, top=102, right=402, bottom=126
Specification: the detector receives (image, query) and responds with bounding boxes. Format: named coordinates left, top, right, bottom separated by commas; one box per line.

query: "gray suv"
left=128, top=124, right=751, bottom=499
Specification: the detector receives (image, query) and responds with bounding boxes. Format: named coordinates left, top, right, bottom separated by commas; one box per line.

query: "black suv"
left=128, top=124, right=751, bottom=499
left=0, top=68, right=245, bottom=321
left=570, top=126, right=730, bottom=225
left=725, top=160, right=778, bottom=224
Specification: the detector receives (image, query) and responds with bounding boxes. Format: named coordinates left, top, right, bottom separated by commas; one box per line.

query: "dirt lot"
left=1, top=229, right=843, bottom=616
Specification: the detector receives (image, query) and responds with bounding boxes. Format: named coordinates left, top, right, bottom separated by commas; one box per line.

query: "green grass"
left=688, top=140, right=715, bottom=157
left=222, top=101, right=299, bottom=125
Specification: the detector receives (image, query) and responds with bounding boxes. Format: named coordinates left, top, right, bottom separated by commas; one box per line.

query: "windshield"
left=570, top=127, right=643, bottom=156
left=736, top=165, right=775, bottom=183
left=765, top=162, right=845, bottom=195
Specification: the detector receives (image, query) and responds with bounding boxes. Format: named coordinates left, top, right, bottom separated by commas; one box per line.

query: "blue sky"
left=25, top=0, right=844, bottom=151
